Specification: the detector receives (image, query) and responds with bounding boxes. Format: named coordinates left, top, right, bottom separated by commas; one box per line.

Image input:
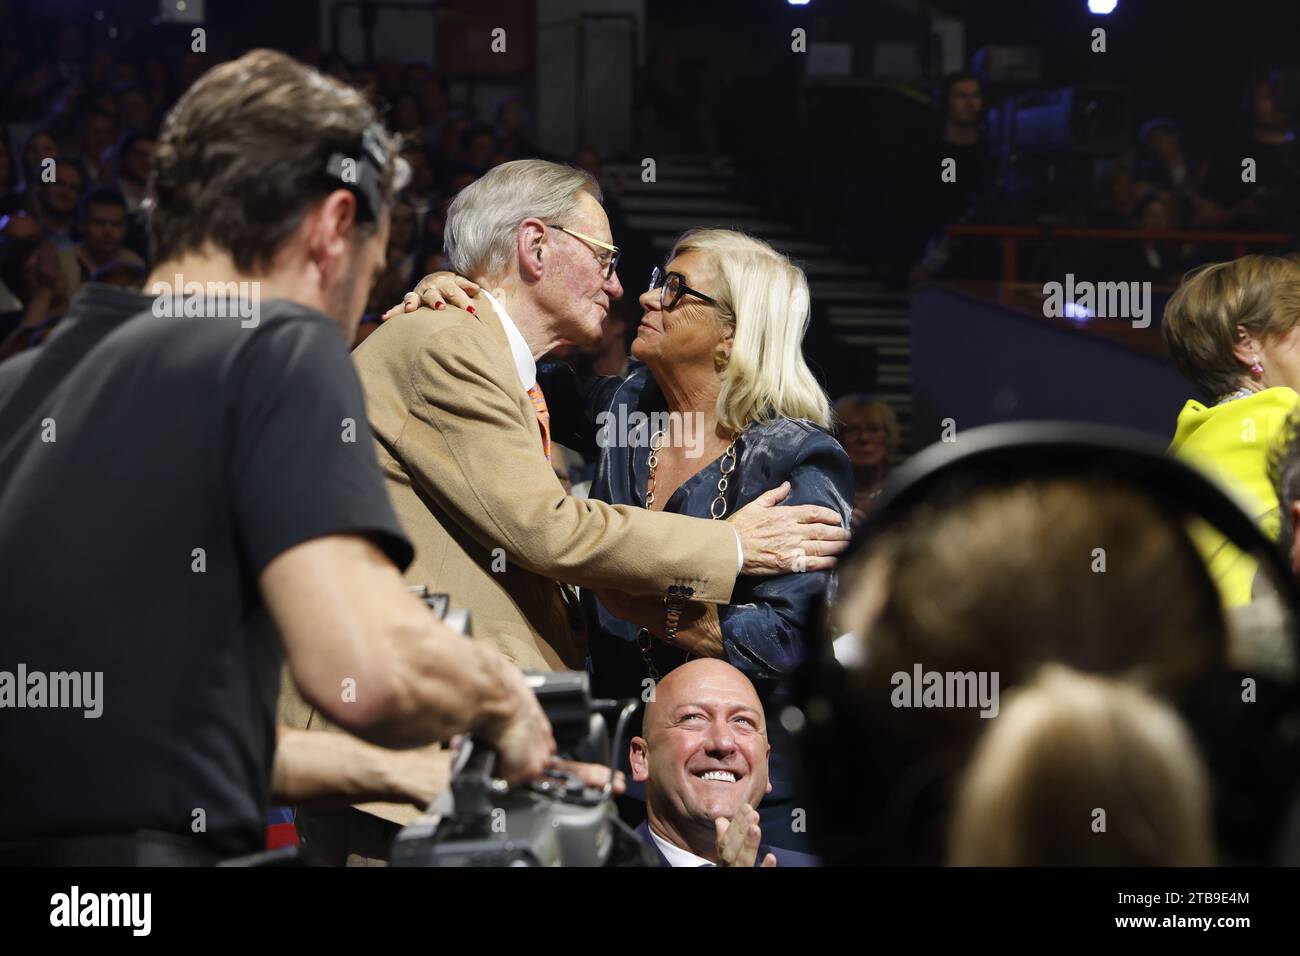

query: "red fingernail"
left=435, top=301, right=445, bottom=310
left=467, top=305, right=476, bottom=314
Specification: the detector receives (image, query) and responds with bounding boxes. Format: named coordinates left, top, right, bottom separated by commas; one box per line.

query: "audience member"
left=833, top=393, right=900, bottom=526
left=907, top=70, right=991, bottom=283
left=386, top=197, right=418, bottom=284
left=19, top=129, right=59, bottom=184
left=827, top=476, right=1227, bottom=864
left=1200, top=74, right=1300, bottom=232
left=1135, top=116, right=1205, bottom=217
left=57, top=185, right=143, bottom=298
left=1164, top=255, right=1300, bottom=605
left=112, top=128, right=157, bottom=214
left=0, top=236, right=68, bottom=360
left=948, top=665, right=1214, bottom=866
left=496, top=95, right=538, bottom=159
left=631, top=659, right=818, bottom=866
left=74, top=109, right=116, bottom=182
left=29, top=154, right=84, bottom=245
left=1089, top=159, right=1139, bottom=229
left=462, top=124, right=499, bottom=173
left=436, top=111, right=472, bottom=167
left=400, top=145, right=436, bottom=223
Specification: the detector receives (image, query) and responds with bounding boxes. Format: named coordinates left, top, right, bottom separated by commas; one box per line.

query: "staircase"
left=604, top=154, right=914, bottom=451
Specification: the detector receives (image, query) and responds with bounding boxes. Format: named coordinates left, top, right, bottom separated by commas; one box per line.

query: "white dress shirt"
left=479, top=287, right=536, bottom=391
left=648, top=825, right=715, bottom=867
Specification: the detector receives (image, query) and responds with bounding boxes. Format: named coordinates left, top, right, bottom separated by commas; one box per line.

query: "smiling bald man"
left=629, top=659, right=819, bottom=867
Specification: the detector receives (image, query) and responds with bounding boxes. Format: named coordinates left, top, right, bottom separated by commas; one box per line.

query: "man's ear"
left=308, top=189, right=358, bottom=280
left=764, top=743, right=772, bottom=795
left=629, top=736, right=651, bottom=783
left=518, top=217, right=546, bottom=282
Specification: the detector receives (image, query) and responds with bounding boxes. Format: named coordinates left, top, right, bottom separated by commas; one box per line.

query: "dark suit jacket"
left=635, top=821, right=820, bottom=867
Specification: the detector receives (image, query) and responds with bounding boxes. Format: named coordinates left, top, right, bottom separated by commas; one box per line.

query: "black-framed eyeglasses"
left=546, top=224, right=620, bottom=279
left=648, top=266, right=719, bottom=311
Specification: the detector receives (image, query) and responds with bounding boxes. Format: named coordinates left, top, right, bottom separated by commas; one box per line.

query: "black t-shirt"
left=1202, top=135, right=1300, bottom=233
left=0, top=284, right=413, bottom=855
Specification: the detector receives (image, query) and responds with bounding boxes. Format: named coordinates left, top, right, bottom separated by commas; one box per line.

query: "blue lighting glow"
left=1063, top=301, right=1093, bottom=320
left=1088, top=0, right=1119, bottom=13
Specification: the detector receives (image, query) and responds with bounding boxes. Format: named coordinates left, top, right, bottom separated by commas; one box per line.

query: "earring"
left=1251, top=358, right=1264, bottom=378
left=714, top=351, right=729, bottom=371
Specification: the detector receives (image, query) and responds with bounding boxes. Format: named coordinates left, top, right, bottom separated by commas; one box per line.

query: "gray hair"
left=443, top=159, right=601, bottom=280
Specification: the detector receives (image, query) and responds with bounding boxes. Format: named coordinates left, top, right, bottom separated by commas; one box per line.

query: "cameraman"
left=0, top=50, right=551, bottom=864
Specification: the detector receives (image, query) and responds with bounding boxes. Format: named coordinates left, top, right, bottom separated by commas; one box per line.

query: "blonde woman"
left=560, top=228, right=852, bottom=851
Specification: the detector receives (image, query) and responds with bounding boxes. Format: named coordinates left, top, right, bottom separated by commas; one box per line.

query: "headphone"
left=791, top=421, right=1300, bottom=865
left=324, top=123, right=409, bottom=223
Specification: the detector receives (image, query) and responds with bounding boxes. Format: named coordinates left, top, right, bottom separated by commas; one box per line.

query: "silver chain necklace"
left=637, top=429, right=738, bottom=680
left=1217, top=386, right=1257, bottom=405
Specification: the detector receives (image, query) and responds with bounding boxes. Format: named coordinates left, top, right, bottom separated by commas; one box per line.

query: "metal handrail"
left=948, top=223, right=1294, bottom=281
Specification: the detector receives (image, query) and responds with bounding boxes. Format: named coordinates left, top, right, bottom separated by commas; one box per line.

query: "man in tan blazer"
left=281, top=160, right=846, bottom=855
left=358, top=159, right=848, bottom=672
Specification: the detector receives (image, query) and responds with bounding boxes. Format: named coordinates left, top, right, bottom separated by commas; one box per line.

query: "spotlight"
left=1088, top=0, right=1118, bottom=13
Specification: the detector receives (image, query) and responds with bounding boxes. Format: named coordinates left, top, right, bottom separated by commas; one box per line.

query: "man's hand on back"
left=729, top=480, right=850, bottom=575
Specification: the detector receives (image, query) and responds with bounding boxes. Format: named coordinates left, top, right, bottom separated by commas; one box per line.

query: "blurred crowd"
left=0, top=26, right=631, bottom=362
left=901, top=72, right=1300, bottom=286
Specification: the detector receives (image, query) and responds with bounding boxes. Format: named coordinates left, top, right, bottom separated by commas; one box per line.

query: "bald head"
left=642, top=659, right=765, bottom=738
left=631, top=659, right=772, bottom=853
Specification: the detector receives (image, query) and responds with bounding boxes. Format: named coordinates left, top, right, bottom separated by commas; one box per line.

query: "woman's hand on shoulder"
left=382, top=272, right=481, bottom=319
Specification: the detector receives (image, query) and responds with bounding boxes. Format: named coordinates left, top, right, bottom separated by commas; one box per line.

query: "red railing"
left=948, top=224, right=1294, bottom=282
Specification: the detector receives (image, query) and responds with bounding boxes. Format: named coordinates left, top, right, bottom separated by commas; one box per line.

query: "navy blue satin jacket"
left=538, top=361, right=853, bottom=804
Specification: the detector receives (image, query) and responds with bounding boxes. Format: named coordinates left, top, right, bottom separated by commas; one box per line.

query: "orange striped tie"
left=527, top=382, right=552, bottom=462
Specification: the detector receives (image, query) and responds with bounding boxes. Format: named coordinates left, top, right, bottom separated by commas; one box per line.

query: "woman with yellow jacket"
left=1164, top=254, right=1300, bottom=606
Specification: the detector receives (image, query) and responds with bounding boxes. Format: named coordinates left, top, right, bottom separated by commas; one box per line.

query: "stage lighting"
left=788, top=0, right=812, bottom=6
left=1087, top=0, right=1118, bottom=13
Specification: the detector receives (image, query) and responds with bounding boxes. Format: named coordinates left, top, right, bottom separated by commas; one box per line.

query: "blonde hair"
left=445, top=159, right=600, bottom=281
left=668, top=229, right=830, bottom=434
left=948, top=665, right=1214, bottom=866
left=1163, top=254, right=1300, bottom=399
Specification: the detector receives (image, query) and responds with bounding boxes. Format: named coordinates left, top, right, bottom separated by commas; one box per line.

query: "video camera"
left=390, top=591, right=654, bottom=867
